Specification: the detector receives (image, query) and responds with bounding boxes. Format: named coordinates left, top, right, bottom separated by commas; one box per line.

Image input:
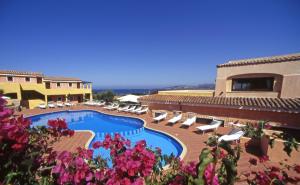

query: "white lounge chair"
left=95, top=101, right=105, bottom=106
left=153, top=112, right=167, bottom=122
left=84, top=101, right=96, bottom=106
left=103, top=103, right=114, bottom=109
left=38, top=103, right=46, bottom=109
left=65, top=102, right=74, bottom=106
left=196, top=120, right=222, bottom=134
left=107, top=104, right=119, bottom=111
left=118, top=105, right=130, bottom=112
left=104, top=103, right=118, bottom=109
left=56, top=102, right=64, bottom=108
left=168, top=113, right=182, bottom=125
left=120, top=105, right=133, bottom=112
left=227, top=121, right=245, bottom=128
left=124, top=105, right=136, bottom=112
left=130, top=106, right=142, bottom=113
left=136, top=107, right=148, bottom=114
left=48, top=102, right=55, bottom=108
left=218, top=129, right=245, bottom=143
left=83, top=101, right=90, bottom=105
left=181, top=116, right=196, bottom=127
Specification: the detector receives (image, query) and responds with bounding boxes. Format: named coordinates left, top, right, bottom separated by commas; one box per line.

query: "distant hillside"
left=163, top=83, right=215, bottom=90
left=92, top=84, right=215, bottom=96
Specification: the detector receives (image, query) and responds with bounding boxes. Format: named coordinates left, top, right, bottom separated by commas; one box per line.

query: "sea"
left=93, top=89, right=160, bottom=96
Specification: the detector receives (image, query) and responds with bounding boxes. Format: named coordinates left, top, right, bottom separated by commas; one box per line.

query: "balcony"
left=20, top=83, right=92, bottom=96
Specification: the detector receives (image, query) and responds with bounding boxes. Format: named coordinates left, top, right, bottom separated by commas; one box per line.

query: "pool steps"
left=94, top=127, right=145, bottom=140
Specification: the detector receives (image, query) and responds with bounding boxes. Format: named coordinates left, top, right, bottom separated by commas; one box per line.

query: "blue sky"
left=0, top=0, right=299, bottom=88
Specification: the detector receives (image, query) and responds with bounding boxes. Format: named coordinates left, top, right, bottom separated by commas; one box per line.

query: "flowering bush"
left=268, top=131, right=299, bottom=157
left=51, top=134, right=161, bottom=185
left=242, top=121, right=271, bottom=139
left=244, top=155, right=300, bottom=185
left=0, top=95, right=162, bottom=184
left=154, top=136, right=241, bottom=185
left=0, top=95, right=74, bottom=184
left=1, top=94, right=299, bottom=185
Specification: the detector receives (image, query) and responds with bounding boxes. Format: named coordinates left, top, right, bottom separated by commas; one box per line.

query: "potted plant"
left=243, top=121, right=270, bottom=155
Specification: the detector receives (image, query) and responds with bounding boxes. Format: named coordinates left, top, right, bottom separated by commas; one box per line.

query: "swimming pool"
left=29, top=110, right=183, bottom=162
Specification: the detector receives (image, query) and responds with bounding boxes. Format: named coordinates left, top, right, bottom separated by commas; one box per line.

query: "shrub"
left=0, top=95, right=74, bottom=184
left=93, top=90, right=115, bottom=102
left=1, top=94, right=299, bottom=185
left=242, top=120, right=271, bottom=139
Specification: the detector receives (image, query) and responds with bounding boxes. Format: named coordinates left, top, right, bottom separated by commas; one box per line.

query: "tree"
left=94, top=90, right=115, bottom=102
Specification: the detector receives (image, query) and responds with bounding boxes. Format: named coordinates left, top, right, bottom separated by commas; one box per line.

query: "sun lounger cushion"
left=168, top=114, right=182, bottom=123
left=218, top=131, right=245, bottom=142
left=182, top=116, right=196, bottom=126
left=196, top=120, right=222, bottom=131
left=154, top=113, right=167, bottom=121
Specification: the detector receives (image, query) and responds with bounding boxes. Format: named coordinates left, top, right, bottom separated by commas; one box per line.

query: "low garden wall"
left=146, top=103, right=300, bottom=129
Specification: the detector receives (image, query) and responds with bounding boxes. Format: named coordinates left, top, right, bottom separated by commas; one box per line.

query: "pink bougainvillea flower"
left=125, top=139, right=131, bottom=147
left=294, top=165, right=300, bottom=174
left=169, top=175, right=185, bottom=185
left=62, top=129, right=74, bottom=137
left=11, top=143, right=24, bottom=151
left=52, top=164, right=62, bottom=174
left=92, top=141, right=102, bottom=149
left=132, top=177, right=144, bottom=185
left=249, top=158, right=258, bottom=165
left=75, top=157, right=84, bottom=168
left=204, top=163, right=219, bottom=185
left=182, top=161, right=197, bottom=177
left=94, top=170, right=105, bottom=181
left=270, top=166, right=280, bottom=172
left=259, top=155, right=269, bottom=163
left=48, top=118, right=67, bottom=130
left=85, top=172, right=93, bottom=182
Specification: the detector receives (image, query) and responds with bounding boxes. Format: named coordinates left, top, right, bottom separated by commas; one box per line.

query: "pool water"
left=30, top=110, right=183, bottom=162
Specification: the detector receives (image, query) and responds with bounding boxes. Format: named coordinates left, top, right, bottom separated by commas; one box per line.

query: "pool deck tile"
left=19, top=105, right=300, bottom=183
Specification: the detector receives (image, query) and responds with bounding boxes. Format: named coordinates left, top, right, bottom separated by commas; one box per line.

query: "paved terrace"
left=19, top=105, right=299, bottom=183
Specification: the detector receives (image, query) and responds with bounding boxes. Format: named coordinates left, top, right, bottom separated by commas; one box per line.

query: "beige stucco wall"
left=49, top=82, right=81, bottom=89
left=215, top=61, right=300, bottom=98
left=0, top=75, right=38, bottom=83
left=158, top=90, right=214, bottom=97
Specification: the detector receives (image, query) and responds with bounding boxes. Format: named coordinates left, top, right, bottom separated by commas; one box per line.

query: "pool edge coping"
left=24, top=108, right=187, bottom=162
left=80, top=108, right=187, bottom=162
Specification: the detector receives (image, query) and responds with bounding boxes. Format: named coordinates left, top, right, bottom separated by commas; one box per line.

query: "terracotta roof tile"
left=139, top=94, right=300, bottom=113
left=0, top=70, right=44, bottom=77
left=217, top=53, right=300, bottom=68
left=44, top=76, right=82, bottom=82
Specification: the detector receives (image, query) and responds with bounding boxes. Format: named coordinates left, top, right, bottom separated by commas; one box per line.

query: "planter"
left=245, top=135, right=269, bottom=156
left=260, top=135, right=270, bottom=155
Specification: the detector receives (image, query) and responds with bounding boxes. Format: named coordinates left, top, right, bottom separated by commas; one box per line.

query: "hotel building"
left=0, top=70, right=92, bottom=109
left=215, top=53, right=300, bottom=98
left=140, top=53, right=300, bottom=129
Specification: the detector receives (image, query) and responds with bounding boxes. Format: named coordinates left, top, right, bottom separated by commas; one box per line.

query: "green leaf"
left=219, top=141, right=235, bottom=156
left=5, top=172, right=20, bottom=184
left=222, top=158, right=237, bottom=185
left=192, top=148, right=214, bottom=185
